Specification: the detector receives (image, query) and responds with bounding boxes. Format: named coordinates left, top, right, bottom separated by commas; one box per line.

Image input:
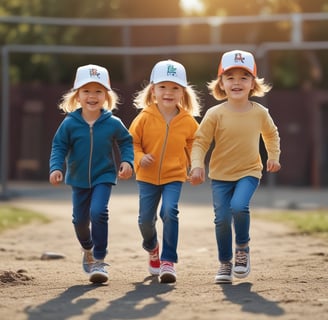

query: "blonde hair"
left=133, top=83, right=202, bottom=117
left=58, top=88, right=119, bottom=113
left=207, top=76, right=272, bottom=101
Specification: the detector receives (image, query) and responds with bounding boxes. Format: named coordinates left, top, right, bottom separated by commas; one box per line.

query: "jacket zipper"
left=89, top=125, right=93, bottom=187
left=157, top=124, right=169, bottom=184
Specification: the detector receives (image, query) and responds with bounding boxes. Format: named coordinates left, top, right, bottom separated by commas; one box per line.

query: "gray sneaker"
left=89, top=260, right=109, bottom=283
left=214, top=262, right=233, bottom=284
left=82, top=249, right=95, bottom=274
left=233, top=248, right=250, bottom=279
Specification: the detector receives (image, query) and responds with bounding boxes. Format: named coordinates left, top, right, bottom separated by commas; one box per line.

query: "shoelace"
left=161, top=261, right=175, bottom=273
left=91, top=261, right=109, bottom=272
left=219, top=263, right=232, bottom=275
left=235, top=251, right=248, bottom=266
left=149, top=248, right=159, bottom=261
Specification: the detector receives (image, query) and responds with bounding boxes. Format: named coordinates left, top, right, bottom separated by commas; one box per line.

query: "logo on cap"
left=167, top=65, right=177, bottom=77
left=234, top=53, right=245, bottom=64
left=218, top=50, right=257, bottom=77
left=89, top=68, right=101, bottom=79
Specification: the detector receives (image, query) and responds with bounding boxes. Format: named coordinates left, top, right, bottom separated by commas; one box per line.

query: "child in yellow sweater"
left=189, top=50, right=281, bottom=284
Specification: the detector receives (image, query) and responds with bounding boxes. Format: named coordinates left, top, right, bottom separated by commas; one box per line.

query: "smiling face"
left=151, top=81, right=184, bottom=110
left=76, top=82, right=108, bottom=115
left=220, top=68, right=255, bottom=102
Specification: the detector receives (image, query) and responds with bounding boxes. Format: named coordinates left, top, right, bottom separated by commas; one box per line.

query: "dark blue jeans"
left=137, top=181, right=182, bottom=263
left=211, top=176, right=259, bottom=263
left=72, top=183, right=112, bottom=260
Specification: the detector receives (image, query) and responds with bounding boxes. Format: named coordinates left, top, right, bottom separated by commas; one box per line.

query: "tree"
left=0, top=0, right=183, bottom=85
left=1, top=0, right=328, bottom=88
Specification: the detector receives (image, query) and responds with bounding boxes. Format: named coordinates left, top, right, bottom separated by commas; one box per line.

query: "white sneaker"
left=233, top=248, right=250, bottom=279
left=214, top=262, right=233, bottom=284
left=159, top=261, right=176, bottom=283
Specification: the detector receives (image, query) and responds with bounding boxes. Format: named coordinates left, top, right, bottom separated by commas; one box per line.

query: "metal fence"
left=2, top=13, right=328, bottom=198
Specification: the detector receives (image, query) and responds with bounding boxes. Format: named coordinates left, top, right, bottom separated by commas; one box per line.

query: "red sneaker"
left=148, top=243, right=160, bottom=275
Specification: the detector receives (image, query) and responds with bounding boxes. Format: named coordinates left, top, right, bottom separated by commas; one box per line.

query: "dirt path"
left=0, top=184, right=327, bottom=320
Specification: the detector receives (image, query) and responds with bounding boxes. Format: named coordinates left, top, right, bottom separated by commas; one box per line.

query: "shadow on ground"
left=219, top=282, right=284, bottom=317
left=25, top=276, right=174, bottom=320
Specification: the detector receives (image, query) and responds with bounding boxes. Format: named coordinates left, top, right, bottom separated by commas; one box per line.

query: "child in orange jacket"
left=129, top=59, right=201, bottom=283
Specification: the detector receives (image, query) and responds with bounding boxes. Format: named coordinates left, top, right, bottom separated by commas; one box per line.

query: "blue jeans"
left=211, top=176, right=259, bottom=263
left=72, top=183, right=112, bottom=260
left=137, top=181, right=182, bottom=263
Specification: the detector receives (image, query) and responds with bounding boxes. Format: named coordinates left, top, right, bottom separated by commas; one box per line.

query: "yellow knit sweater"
left=191, top=102, right=280, bottom=181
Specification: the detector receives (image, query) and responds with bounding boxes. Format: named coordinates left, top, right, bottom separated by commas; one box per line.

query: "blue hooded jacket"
left=49, top=109, right=134, bottom=188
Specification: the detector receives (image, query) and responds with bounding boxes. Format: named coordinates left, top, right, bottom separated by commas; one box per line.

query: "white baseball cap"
left=73, top=64, right=111, bottom=90
left=218, top=50, right=257, bottom=77
left=150, top=59, right=187, bottom=87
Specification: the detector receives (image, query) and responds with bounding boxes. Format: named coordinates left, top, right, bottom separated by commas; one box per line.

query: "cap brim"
left=219, top=65, right=255, bottom=77
left=152, top=78, right=187, bottom=87
left=73, top=80, right=111, bottom=91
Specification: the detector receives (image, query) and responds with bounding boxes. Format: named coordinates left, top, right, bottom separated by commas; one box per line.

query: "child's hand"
left=188, top=167, right=205, bottom=185
left=118, top=162, right=133, bottom=179
left=49, top=170, right=63, bottom=186
left=267, top=159, right=281, bottom=173
left=140, top=154, right=155, bottom=167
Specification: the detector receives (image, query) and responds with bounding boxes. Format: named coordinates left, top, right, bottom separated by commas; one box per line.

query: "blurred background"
left=1, top=0, right=328, bottom=197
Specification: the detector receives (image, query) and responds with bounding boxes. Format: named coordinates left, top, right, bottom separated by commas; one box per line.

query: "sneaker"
left=148, top=243, right=160, bottom=275
left=89, top=260, right=109, bottom=283
left=214, top=262, right=233, bottom=284
left=82, top=248, right=95, bottom=274
left=233, top=248, right=250, bottom=279
left=159, top=261, right=176, bottom=283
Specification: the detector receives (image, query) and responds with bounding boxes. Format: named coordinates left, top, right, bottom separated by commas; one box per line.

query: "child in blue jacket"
left=49, top=64, right=134, bottom=283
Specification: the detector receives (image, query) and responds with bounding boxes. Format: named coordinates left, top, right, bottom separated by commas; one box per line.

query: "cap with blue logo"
left=150, top=59, right=187, bottom=87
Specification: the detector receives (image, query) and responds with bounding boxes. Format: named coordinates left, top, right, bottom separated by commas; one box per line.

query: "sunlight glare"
left=180, top=0, right=204, bottom=14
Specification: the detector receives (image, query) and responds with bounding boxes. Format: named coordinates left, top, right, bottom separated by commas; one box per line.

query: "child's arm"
left=261, top=109, right=281, bottom=173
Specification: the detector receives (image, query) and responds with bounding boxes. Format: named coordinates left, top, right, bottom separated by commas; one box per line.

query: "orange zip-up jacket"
left=129, top=104, right=199, bottom=185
